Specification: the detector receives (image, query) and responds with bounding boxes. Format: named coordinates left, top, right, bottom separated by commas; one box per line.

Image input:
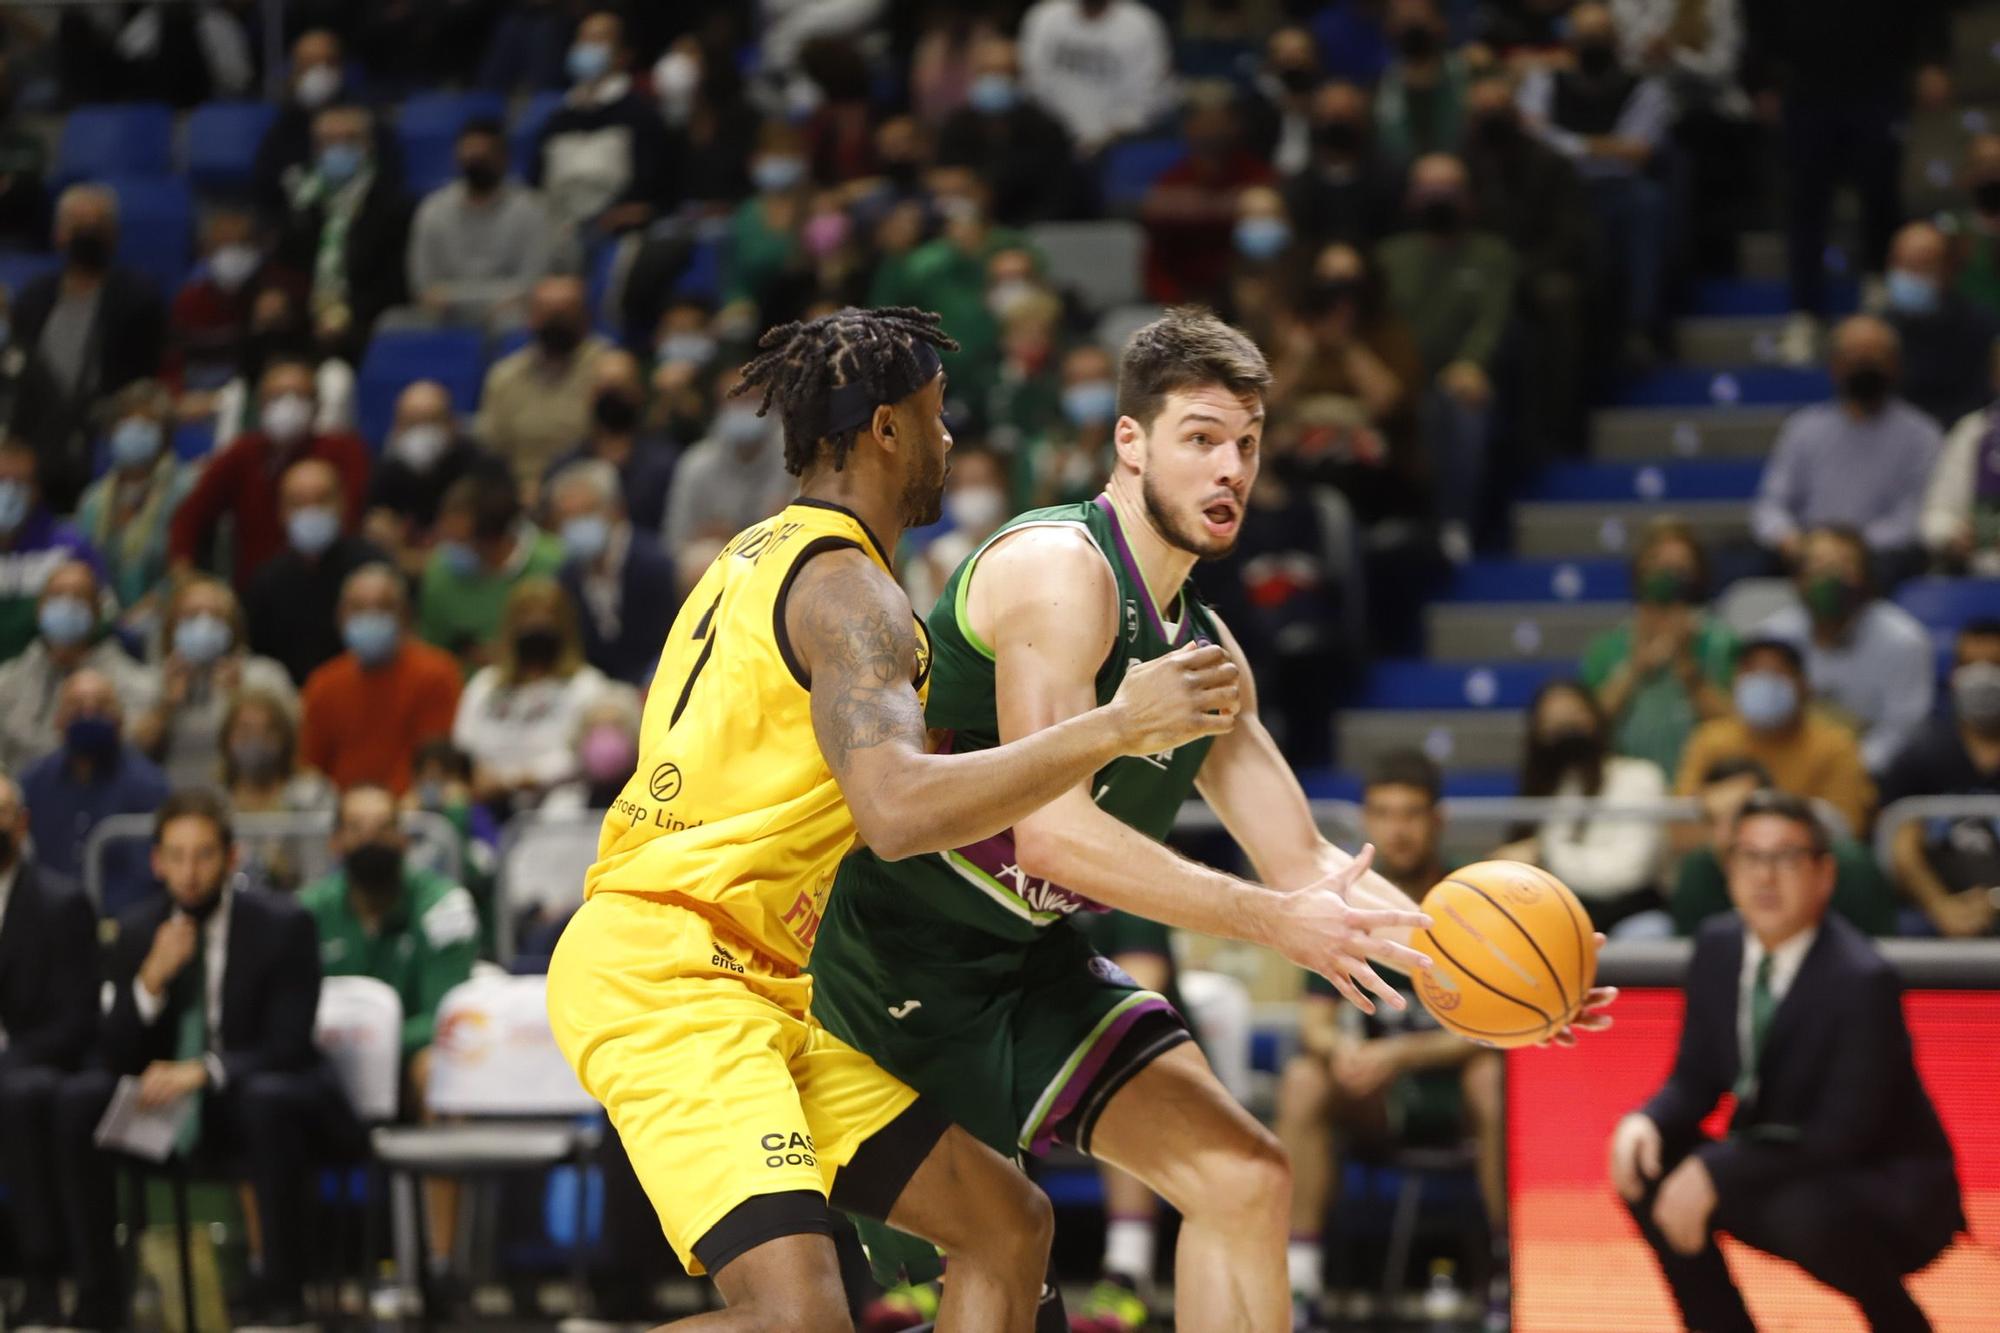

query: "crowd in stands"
left=0, top=0, right=1994, bottom=1327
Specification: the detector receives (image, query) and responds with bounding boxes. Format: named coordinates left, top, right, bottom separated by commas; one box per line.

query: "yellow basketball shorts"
left=545, top=892, right=921, bottom=1274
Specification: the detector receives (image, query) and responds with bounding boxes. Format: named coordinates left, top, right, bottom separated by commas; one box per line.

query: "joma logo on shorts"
left=762, top=1131, right=817, bottom=1169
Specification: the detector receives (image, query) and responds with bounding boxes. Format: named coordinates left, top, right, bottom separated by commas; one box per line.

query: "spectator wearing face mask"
left=529, top=8, right=676, bottom=240
left=408, top=118, right=564, bottom=327
left=301, top=563, right=462, bottom=793
left=1375, top=0, right=1470, bottom=165
left=1140, top=86, right=1278, bottom=305
left=205, top=285, right=358, bottom=451
left=363, top=380, right=509, bottom=580
left=1676, top=637, right=1874, bottom=838
left=1922, top=342, right=2000, bottom=575
left=1881, top=221, right=2000, bottom=431
left=474, top=276, right=612, bottom=485
left=0, top=438, right=101, bottom=663
left=722, top=121, right=813, bottom=316
left=1497, top=679, right=1671, bottom=936
left=167, top=207, right=270, bottom=393
left=542, top=689, right=644, bottom=816
left=983, top=285, right=1066, bottom=456
left=252, top=29, right=404, bottom=225
left=17, top=668, right=167, bottom=908
left=1583, top=519, right=1737, bottom=778
left=451, top=577, right=609, bottom=813
left=0, top=560, right=154, bottom=774
left=649, top=36, right=760, bottom=210
left=245, top=457, right=388, bottom=688
left=1944, top=134, right=2000, bottom=322
left=170, top=357, right=370, bottom=592
left=1016, top=343, right=1119, bottom=511
left=540, top=350, right=677, bottom=535
left=73, top=380, right=189, bottom=634
left=1375, top=152, right=1517, bottom=561
left=131, top=576, right=296, bottom=791
left=1223, top=187, right=1304, bottom=348
left=1017, top=0, right=1173, bottom=155
left=1283, top=81, right=1406, bottom=249
left=1880, top=620, right=2000, bottom=938
left=419, top=470, right=564, bottom=669
left=662, top=364, right=799, bottom=591
left=1239, top=27, right=1325, bottom=178
left=1758, top=526, right=1934, bottom=775
left=904, top=446, right=1010, bottom=613
left=272, top=104, right=414, bottom=361
left=550, top=460, right=676, bottom=688
left=9, top=186, right=166, bottom=513
left=1751, top=316, right=1941, bottom=571
left=219, top=687, right=336, bottom=893
left=934, top=35, right=1083, bottom=226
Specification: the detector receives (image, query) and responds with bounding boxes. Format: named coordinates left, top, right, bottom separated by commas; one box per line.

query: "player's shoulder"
left=977, top=519, right=1118, bottom=595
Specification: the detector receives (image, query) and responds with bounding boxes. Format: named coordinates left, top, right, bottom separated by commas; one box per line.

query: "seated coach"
left=1608, top=790, right=1963, bottom=1333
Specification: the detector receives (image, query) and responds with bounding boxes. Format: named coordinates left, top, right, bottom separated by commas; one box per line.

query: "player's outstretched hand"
left=1267, top=845, right=1434, bottom=1016
left=1109, top=642, right=1241, bottom=755
left=1539, top=932, right=1618, bottom=1047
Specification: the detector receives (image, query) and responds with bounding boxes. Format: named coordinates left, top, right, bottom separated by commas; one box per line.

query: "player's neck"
left=795, top=469, right=905, bottom=556
left=1103, top=480, right=1198, bottom=614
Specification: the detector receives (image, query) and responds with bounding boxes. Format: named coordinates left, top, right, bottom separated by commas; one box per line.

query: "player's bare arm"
left=968, top=525, right=1427, bottom=1009
left=788, top=546, right=1239, bottom=861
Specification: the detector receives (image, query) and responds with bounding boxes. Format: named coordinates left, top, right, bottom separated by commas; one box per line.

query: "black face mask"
left=1277, top=65, right=1318, bottom=95
left=536, top=320, right=584, bottom=357
left=515, top=626, right=562, bottom=670
left=1575, top=41, right=1618, bottom=79
left=462, top=159, right=503, bottom=194
left=1396, top=25, right=1439, bottom=60
left=66, top=228, right=111, bottom=271
left=1536, top=731, right=1600, bottom=773
left=344, top=842, right=403, bottom=895
left=593, top=390, right=640, bottom=433
left=1975, top=179, right=2000, bottom=215
left=1417, top=198, right=1464, bottom=234
left=1842, top=365, right=1892, bottom=410
left=1302, top=276, right=1363, bottom=317
left=1315, top=120, right=1364, bottom=156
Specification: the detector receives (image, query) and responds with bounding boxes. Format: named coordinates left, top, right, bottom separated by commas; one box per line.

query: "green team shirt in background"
left=298, top=864, right=480, bottom=1061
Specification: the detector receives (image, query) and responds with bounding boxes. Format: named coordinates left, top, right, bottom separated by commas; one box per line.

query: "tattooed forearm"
left=794, top=552, right=926, bottom=774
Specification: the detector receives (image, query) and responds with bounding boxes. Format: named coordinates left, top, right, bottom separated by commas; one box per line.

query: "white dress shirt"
left=1737, top=924, right=1817, bottom=1095
left=131, top=882, right=234, bottom=1088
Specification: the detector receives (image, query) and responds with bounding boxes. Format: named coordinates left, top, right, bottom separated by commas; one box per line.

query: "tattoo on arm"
left=797, top=555, right=926, bottom=775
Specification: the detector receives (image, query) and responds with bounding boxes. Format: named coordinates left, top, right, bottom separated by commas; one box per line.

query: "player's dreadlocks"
left=731, top=306, right=959, bottom=476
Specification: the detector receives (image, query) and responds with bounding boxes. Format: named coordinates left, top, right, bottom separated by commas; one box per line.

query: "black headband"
left=821, top=340, right=943, bottom=438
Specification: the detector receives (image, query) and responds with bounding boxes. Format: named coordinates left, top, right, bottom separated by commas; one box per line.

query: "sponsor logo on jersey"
left=648, top=763, right=684, bottom=802
left=761, top=1130, right=817, bottom=1169
left=887, top=999, right=923, bottom=1019
left=1124, top=600, right=1140, bottom=643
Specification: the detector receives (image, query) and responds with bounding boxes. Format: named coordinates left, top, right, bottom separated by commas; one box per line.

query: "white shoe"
left=1774, top=312, right=1820, bottom=368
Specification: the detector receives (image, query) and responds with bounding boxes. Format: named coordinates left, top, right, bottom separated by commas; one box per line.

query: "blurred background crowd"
left=0, top=0, right=1996, bottom=1327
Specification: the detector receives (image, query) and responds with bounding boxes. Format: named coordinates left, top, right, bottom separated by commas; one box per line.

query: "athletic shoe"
left=861, top=1282, right=940, bottom=1333
left=1069, top=1278, right=1149, bottom=1332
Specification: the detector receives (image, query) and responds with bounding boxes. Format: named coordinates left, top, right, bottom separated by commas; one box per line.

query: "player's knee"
left=1276, top=1053, right=1333, bottom=1128
left=1187, top=1119, right=1291, bottom=1226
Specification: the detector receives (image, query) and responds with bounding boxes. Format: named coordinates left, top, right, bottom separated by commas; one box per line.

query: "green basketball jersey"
left=840, top=495, right=1220, bottom=942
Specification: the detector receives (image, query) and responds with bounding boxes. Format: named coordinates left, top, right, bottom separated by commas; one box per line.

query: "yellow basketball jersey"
left=585, top=499, right=931, bottom=971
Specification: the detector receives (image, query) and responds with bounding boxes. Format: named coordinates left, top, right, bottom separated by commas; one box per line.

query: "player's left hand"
left=1540, top=932, right=1617, bottom=1047
left=1652, top=1155, right=1717, bottom=1255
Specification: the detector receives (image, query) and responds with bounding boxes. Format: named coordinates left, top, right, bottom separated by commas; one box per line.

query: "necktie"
left=171, top=932, right=208, bottom=1155
left=1733, top=952, right=1775, bottom=1114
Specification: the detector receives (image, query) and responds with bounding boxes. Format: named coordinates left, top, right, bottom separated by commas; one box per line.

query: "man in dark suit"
left=548, top=456, right=676, bottom=688
left=0, top=773, right=99, bottom=1327
left=9, top=183, right=168, bottom=512
left=272, top=103, right=412, bottom=363
left=54, top=789, right=363, bottom=1331
left=1609, top=790, right=1963, bottom=1333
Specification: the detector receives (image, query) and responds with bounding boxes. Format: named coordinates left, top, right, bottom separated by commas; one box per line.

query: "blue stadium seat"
left=355, top=328, right=487, bottom=448
left=187, top=101, right=279, bottom=194
left=55, top=103, right=175, bottom=185
left=1352, top=660, right=1563, bottom=711
left=1445, top=558, right=1631, bottom=603
left=0, top=249, right=60, bottom=300
left=1690, top=277, right=1859, bottom=319
left=1614, top=366, right=1832, bottom=409
left=1098, top=136, right=1186, bottom=210
left=510, top=90, right=565, bottom=180
left=673, top=236, right=723, bottom=303
left=173, top=421, right=216, bottom=462
left=1526, top=460, right=1766, bottom=503
left=398, top=91, right=509, bottom=197
left=103, top=176, right=195, bottom=297
left=1304, top=769, right=1522, bottom=801
left=1894, top=578, right=2000, bottom=637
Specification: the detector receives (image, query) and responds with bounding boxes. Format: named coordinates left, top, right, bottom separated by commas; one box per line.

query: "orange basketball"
left=1411, top=861, right=1597, bottom=1049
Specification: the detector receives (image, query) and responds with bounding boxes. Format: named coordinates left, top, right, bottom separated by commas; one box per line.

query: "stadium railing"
left=1874, top=794, right=2000, bottom=878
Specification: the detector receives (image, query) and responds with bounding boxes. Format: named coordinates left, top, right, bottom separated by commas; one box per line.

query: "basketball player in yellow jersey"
left=546, top=308, right=1243, bottom=1332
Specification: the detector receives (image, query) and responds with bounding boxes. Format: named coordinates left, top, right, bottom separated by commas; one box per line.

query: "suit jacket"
left=0, top=860, right=98, bottom=1071
left=273, top=175, right=413, bottom=355
left=98, top=883, right=322, bottom=1088
left=1645, top=914, right=1963, bottom=1250
left=11, top=264, right=168, bottom=402
left=559, top=528, right=677, bottom=688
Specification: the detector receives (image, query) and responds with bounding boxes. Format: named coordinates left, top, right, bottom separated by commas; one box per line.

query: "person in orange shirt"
left=1676, top=637, right=1877, bottom=838
left=299, top=563, right=460, bottom=793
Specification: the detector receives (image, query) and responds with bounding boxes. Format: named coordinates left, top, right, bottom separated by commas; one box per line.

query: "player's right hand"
left=1109, top=643, right=1240, bottom=754
left=1609, top=1112, right=1664, bottom=1202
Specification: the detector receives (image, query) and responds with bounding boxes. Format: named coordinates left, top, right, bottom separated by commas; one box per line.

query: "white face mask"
left=392, top=422, right=449, bottom=472
left=261, top=392, right=313, bottom=445
left=946, top=485, right=1006, bottom=533
left=208, top=243, right=260, bottom=292
left=295, top=63, right=341, bottom=110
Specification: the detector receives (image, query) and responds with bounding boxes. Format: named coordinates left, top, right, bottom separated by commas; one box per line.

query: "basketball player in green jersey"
left=813, top=310, right=1615, bottom=1331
